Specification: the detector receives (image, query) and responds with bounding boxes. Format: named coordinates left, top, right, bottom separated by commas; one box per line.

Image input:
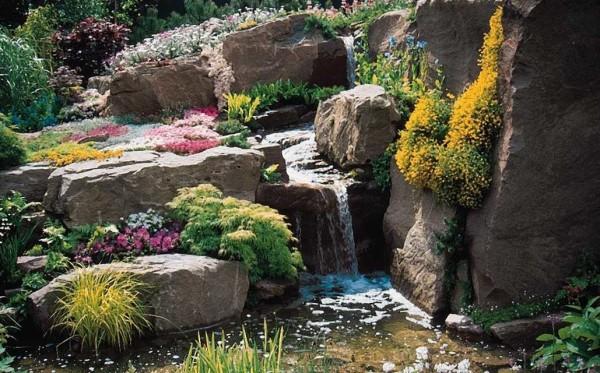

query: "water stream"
left=342, top=36, right=356, bottom=88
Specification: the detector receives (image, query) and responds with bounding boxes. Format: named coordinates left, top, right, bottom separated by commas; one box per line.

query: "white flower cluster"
left=113, top=8, right=286, bottom=68
left=125, top=209, right=166, bottom=232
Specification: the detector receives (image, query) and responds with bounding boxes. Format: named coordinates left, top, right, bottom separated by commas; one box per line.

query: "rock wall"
left=223, top=14, right=348, bottom=92
left=0, top=163, right=55, bottom=202
left=107, top=57, right=216, bottom=116
left=467, top=0, right=600, bottom=307
left=43, top=148, right=262, bottom=227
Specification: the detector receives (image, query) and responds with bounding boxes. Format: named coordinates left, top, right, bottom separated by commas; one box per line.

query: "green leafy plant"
left=21, top=272, right=48, bottom=292
left=52, top=269, right=151, bottom=353
left=0, top=307, right=18, bottom=373
left=261, top=164, right=282, bottom=184
left=0, top=122, right=26, bottom=170
left=215, top=120, right=247, bottom=136
left=246, top=80, right=343, bottom=112
left=55, top=0, right=109, bottom=27
left=304, top=15, right=337, bottom=39
left=14, top=5, right=59, bottom=69
left=45, top=251, right=71, bottom=275
left=372, top=142, right=398, bottom=191
left=221, top=133, right=251, bottom=149
left=181, top=322, right=284, bottom=373
left=167, top=184, right=303, bottom=283
left=532, top=297, right=600, bottom=371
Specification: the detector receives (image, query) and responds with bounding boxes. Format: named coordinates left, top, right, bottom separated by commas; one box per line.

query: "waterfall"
left=341, top=36, right=356, bottom=88
left=332, top=182, right=359, bottom=275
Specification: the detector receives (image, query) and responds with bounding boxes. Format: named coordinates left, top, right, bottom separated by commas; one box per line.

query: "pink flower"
left=155, top=138, right=220, bottom=155
left=184, top=106, right=219, bottom=119
left=116, top=233, right=128, bottom=247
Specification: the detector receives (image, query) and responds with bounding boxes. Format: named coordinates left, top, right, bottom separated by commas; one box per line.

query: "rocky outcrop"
left=0, top=163, right=55, bottom=202
left=315, top=85, right=401, bottom=169
left=87, top=75, right=111, bottom=95
left=445, top=314, right=484, bottom=341
left=412, top=0, right=498, bottom=94
left=28, top=254, right=249, bottom=334
left=367, top=10, right=411, bottom=57
left=252, top=279, right=299, bottom=302
left=223, top=14, right=348, bottom=92
left=43, top=148, right=263, bottom=227
left=490, top=314, right=565, bottom=349
left=347, top=182, right=389, bottom=272
left=252, top=143, right=289, bottom=182
left=385, top=163, right=456, bottom=316
left=254, top=105, right=310, bottom=131
left=17, top=256, right=48, bottom=273
left=256, top=182, right=352, bottom=274
left=107, top=58, right=216, bottom=116
left=467, top=0, right=600, bottom=307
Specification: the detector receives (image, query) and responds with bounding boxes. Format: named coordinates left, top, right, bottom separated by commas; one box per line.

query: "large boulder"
left=390, top=188, right=455, bottom=317
left=256, top=182, right=353, bottom=274
left=314, top=85, right=401, bottom=169
left=43, top=148, right=263, bottom=227
left=222, top=14, right=348, bottom=92
left=367, top=10, right=411, bottom=57
left=28, top=254, right=249, bottom=334
left=490, top=314, right=565, bottom=349
left=107, top=58, right=216, bottom=116
left=467, top=0, right=600, bottom=307
left=412, top=0, right=499, bottom=94
left=0, top=163, right=55, bottom=202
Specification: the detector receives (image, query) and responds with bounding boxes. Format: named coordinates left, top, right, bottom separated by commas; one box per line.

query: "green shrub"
left=261, top=164, right=282, bottom=183
left=0, top=31, right=55, bottom=132
left=55, top=0, right=108, bottom=27
left=21, top=272, right=48, bottom=292
left=167, top=184, right=303, bottom=283
left=372, top=142, right=398, bottom=191
left=304, top=15, right=337, bottom=39
left=14, top=5, right=59, bottom=68
left=532, top=297, right=600, bottom=371
left=221, top=132, right=251, bottom=149
left=181, top=323, right=284, bottom=373
left=0, top=123, right=26, bottom=170
left=52, top=269, right=151, bottom=353
left=215, top=119, right=247, bottom=136
left=45, top=251, right=71, bottom=275
left=246, top=80, right=344, bottom=111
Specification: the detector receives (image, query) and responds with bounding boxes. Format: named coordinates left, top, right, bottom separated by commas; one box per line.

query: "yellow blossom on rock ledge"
left=30, top=142, right=124, bottom=167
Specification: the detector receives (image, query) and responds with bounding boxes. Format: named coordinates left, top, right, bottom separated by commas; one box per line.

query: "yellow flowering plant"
left=30, top=142, right=124, bottom=167
left=224, top=93, right=261, bottom=124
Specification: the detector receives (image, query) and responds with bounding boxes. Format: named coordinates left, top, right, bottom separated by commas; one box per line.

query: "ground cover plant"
left=246, top=80, right=344, bottom=111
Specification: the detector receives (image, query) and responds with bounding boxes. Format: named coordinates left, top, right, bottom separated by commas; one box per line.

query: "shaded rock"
left=367, top=10, right=411, bottom=57
left=412, top=0, right=499, bottom=94
left=490, top=314, right=565, bottom=349
left=252, top=143, right=289, bottom=182
left=315, top=85, right=401, bottom=169
left=223, top=14, right=348, bottom=92
left=347, top=181, right=390, bottom=272
left=107, top=58, right=216, bottom=116
left=43, top=148, right=263, bottom=227
left=256, top=182, right=352, bottom=274
left=87, top=75, right=111, bottom=94
left=383, top=164, right=417, bottom=252
left=468, top=0, right=600, bottom=307
left=0, top=163, right=55, bottom=202
left=451, top=260, right=471, bottom=313
left=252, top=279, right=299, bottom=302
left=387, top=171, right=456, bottom=316
left=17, top=256, right=48, bottom=273
left=28, top=254, right=249, bottom=334
left=254, top=105, right=309, bottom=131
left=445, top=314, right=484, bottom=341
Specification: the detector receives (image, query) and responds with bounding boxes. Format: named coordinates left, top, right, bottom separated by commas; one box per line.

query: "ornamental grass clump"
left=29, top=142, right=124, bottom=167
left=224, top=93, right=261, bottom=124
left=52, top=269, right=151, bottom=353
left=168, top=184, right=303, bottom=283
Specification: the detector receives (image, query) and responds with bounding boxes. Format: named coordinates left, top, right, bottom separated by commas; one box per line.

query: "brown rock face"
left=490, top=314, right=565, bottom=349
left=107, top=58, right=216, bottom=116
left=222, top=14, right=348, bottom=92
left=43, top=148, right=263, bottom=227
left=28, top=254, right=249, bottom=334
left=413, top=0, right=499, bottom=94
left=467, top=0, right=600, bottom=307
left=367, top=10, right=411, bottom=57
left=256, top=182, right=353, bottom=274
left=314, top=85, right=401, bottom=169
left=0, top=163, right=55, bottom=202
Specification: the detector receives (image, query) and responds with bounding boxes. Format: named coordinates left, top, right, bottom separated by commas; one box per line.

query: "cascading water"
left=332, top=182, right=359, bottom=274
left=341, top=35, right=356, bottom=88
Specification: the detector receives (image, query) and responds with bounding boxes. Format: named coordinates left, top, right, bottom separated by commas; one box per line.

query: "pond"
left=13, top=273, right=519, bottom=372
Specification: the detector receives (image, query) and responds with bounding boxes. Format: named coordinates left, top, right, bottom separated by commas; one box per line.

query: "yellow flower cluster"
left=30, top=142, right=124, bottom=167
left=224, top=93, right=261, bottom=123
left=394, top=7, right=504, bottom=209
left=237, top=19, right=258, bottom=31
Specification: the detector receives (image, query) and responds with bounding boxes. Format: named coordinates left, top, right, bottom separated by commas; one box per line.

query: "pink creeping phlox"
left=68, top=123, right=128, bottom=142
left=155, top=138, right=220, bottom=155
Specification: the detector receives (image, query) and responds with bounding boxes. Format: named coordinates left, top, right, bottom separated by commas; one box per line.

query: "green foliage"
left=40, top=219, right=74, bottom=254
left=434, top=217, right=464, bottom=256
left=215, top=120, right=247, bottom=136
left=22, top=130, right=69, bottom=157
left=532, top=297, right=600, bottom=371
left=52, top=269, right=151, bottom=353
left=167, top=184, right=303, bottom=283
left=181, top=322, right=284, bottom=373
left=246, top=80, right=344, bottom=111
left=0, top=31, right=55, bottom=132
left=55, top=0, right=108, bottom=27
left=261, top=164, right=283, bottom=184
left=45, top=251, right=71, bottom=276
left=0, top=123, right=26, bottom=170
left=0, top=307, right=17, bottom=372
left=469, top=299, right=560, bottom=333
left=225, top=93, right=261, bottom=124
left=304, top=15, right=337, bottom=39
left=372, top=142, right=398, bottom=191
left=21, top=272, right=48, bottom=292
left=129, top=7, right=165, bottom=44
left=221, top=133, right=251, bottom=149
left=14, top=5, right=59, bottom=69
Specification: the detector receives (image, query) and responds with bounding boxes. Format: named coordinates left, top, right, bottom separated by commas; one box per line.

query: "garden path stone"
left=43, top=147, right=263, bottom=227
left=27, top=254, right=249, bottom=334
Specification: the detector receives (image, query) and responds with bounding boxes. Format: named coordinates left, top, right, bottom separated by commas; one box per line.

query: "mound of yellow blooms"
left=396, top=7, right=504, bottom=209
left=30, top=142, right=123, bottom=167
